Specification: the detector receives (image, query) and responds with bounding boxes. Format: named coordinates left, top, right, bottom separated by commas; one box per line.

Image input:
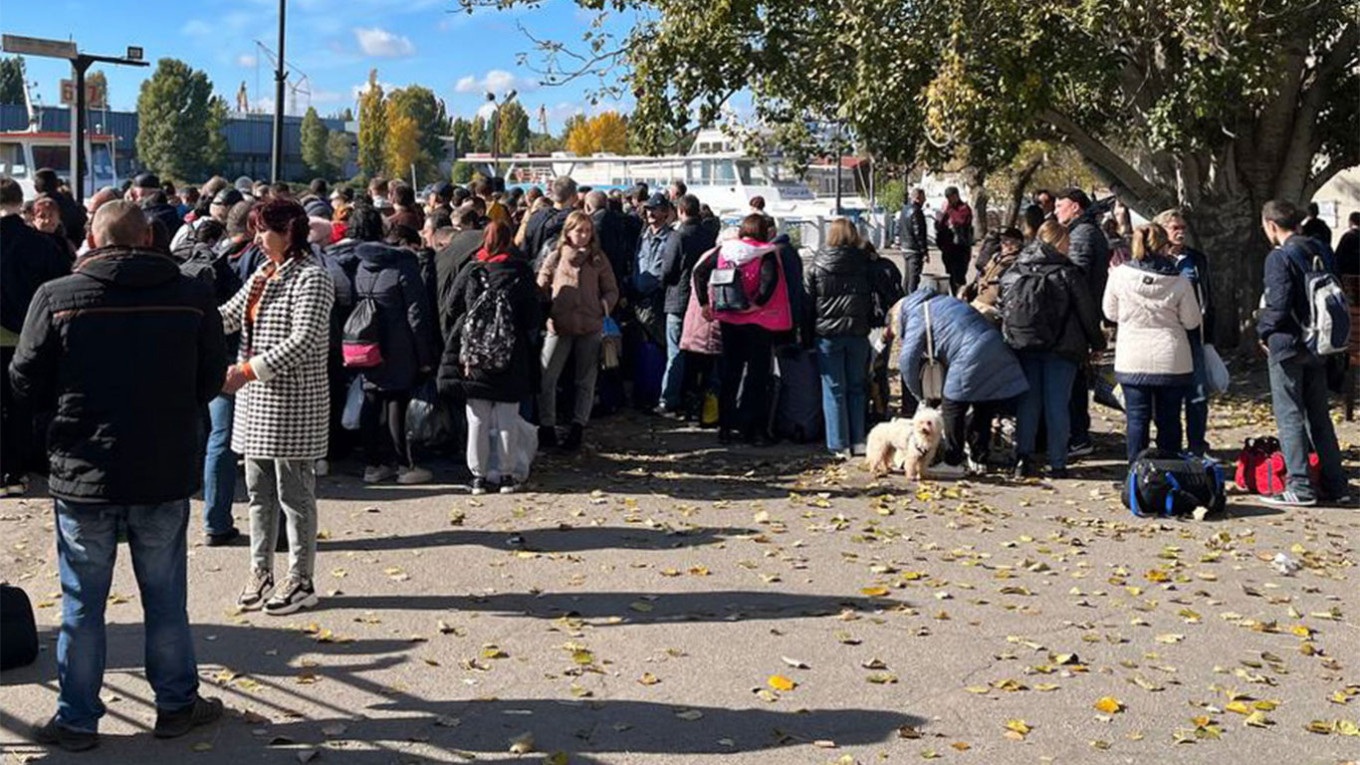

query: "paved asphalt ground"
left=2, top=336, right=1358, bottom=764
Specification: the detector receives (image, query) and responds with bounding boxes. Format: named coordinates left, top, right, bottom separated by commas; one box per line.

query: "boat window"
left=0, top=142, right=27, bottom=179
left=732, top=160, right=751, bottom=185
left=32, top=145, right=72, bottom=174
left=90, top=143, right=114, bottom=184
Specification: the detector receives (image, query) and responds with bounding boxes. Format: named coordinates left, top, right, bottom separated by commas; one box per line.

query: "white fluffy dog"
left=865, top=407, right=945, bottom=480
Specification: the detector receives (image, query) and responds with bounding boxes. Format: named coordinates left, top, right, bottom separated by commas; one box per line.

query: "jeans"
left=1184, top=337, right=1209, bottom=455
left=466, top=398, right=521, bottom=482
left=718, top=323, right=774, bottom=436
left=1268, top=355, right=1346, bottom=499
left=361, top=389, right=413, bottom=468
left=1069, top=364, right=1092, bottom=448
left=660, top=313, right=686, bottom=411
left=816, top=335, right=870, bottom=452
left=1015, top=352, right=1078, bottom=469
left=540, top=332, right=602, bottom=427
left=202, top=395, right=237, bottom=535
left=54, top=498, right=199, bottom=732
left=1122, top=384, right=1187, bottom=463
left=902, top=251, right=924, bottom=295
left=245, top=458, right=318, bottom=581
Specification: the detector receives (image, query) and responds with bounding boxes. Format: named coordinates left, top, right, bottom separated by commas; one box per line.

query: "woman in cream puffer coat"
left=1102, top=223, right=1201, bottom=463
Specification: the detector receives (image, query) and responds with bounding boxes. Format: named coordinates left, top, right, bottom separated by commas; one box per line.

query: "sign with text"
left=60, top=79, right=107, bottom=109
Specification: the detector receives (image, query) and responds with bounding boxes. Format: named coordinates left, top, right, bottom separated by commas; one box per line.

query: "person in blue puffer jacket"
left=894, top=285, right=1029, bottom=476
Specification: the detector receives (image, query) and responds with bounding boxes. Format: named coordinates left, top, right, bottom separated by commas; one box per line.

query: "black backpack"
left=459, top=267, right=517, bottom=373
left=1002, top=263, right=1070, bottom=351
left=1121, top=448, right=1226, bottom=518
left=342, top=295, right=385, bottom=368
left=1, top=584, right=39, bottom=670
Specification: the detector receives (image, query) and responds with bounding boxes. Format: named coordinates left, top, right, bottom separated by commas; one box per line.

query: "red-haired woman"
left=220, top=198, right=335, bottom=616
left=438, top=220, right=542, bottom=495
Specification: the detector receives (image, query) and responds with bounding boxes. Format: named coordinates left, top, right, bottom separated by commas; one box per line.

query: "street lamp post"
left=486, top=89, right=518, bottom=180
left=270, top=0, right=288, bottom=183
left=1, top=34, right=147, bottom=204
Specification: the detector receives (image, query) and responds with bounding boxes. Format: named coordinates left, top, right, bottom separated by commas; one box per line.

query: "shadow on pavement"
left=320, top=525, right=760, bottom=553
left=327, top=590, right=906, bottom=623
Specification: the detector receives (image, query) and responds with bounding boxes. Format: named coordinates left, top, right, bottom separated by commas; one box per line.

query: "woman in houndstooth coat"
left=220, top=199, right=334, bottom=616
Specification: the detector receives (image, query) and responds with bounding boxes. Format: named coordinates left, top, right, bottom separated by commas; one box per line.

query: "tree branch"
left=1041, top=108, right=1169, bottom=214
left=1278, top=23, right=1359, bottom=199
left=1302, top=155, right=1351, bottom=203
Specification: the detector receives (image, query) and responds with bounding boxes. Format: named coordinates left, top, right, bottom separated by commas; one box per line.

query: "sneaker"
left=1067, top=441, right=1095, bottom=459
left=1048, top=467, right=1070, bottom=480
left=1261, top=490, right=1317, bottom=508
left=205, top=528, right=241, bottom=547
left=1012, top=458, right=1037, bottom=480
left=926, top=462, right=968, bottom=479
left=499, top=476, right=519, bottom=494
left=562, top=423, right=584, bottom=451
left=396, top=465, right=433, bottom=485
left=363, top=464, right=397, bottom=484
left=314, top=459, right=330, bottom=477
left=153, top=696, right=223, bottom=739
left=237, top=569, right=274, bottom=611
left=851, top=443, right=868, bottom=457
left=539, top=426, right=559, bottom=450
left=4, top=480, right=27, bottom=497
left=470, top=477, right=494, bottom=496
left=263, top=575, right=319, bottom=616
left=32, top=717, right=99, bottom=752
left=965, top=457, right=987, bottom=476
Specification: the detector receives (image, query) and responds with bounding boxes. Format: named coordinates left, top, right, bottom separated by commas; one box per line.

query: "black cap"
left=1000, top=227, right=1024, bottom=241
left=212, top=188, right=244, bottom=207
left=643, top=192, right=671, bottom=209
left=432, top=181, right=454, bottom=199
left=134, top=172, right=161, bottom=189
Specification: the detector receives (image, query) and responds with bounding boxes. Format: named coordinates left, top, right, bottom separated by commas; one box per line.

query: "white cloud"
left=475, top=101, right=497, bottom=120
left=454, top=69, right=536, bottom=96
left=237, top=54, right=257, bottom=68
left=351, top=79, right=397, bottom=101
left=354, top=27, right=415, bottom=58
left=180, top=19, right=212, bottom=37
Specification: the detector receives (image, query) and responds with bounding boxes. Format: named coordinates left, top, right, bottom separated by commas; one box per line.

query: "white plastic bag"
left=341, top=376, right=364, bottom=431
left=1203, top=344, right=1230, bottom=395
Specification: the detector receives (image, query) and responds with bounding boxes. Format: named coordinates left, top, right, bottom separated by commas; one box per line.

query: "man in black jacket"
left=9, top=200, right=227, bottom=752
left=0, top=178, right=70, bottom=495
left=1256, top=199, right=1349, bottom=507
left=523, top=176, right=578, bottom=269
left=659, top=194, right=717, bottom=413
left=897, top=187, right=928, bottom=293
left=1054, top=187, right=1110, bottom=458
left=130, top=172, right=184, bottom=239
left=586, top=190, right=633, bottom=287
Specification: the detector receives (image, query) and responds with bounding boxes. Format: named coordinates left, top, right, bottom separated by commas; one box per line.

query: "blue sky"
left=1, top=0, right=638, bottom=131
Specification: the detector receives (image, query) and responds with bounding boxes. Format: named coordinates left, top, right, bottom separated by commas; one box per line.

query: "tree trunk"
left=1180, top=191, right=1266, bottom=352
left=966, top=169, right=989, bottom=241
left=1004, top=156, right=1044, bottom=228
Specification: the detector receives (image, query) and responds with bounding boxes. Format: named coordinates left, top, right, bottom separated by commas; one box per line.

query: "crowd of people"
left=0, top=165, right=1356, bottom=751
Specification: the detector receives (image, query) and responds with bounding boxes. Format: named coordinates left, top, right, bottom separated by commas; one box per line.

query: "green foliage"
left=496, top=100, right=531, bottom=154
left=469, top=115, right=490, bottom=153
left=450, top=117, right=474, bottom=157
left=875, top=178, right=906, bottom=214
left=387, top=85, right=449, bottom=179
left=135, top=58, right=225, bottom=181
left=451, top=160, right=475, bottom=184
left=0, top=57, right=24, bottom=105
left=325, top=130, right=352, bottom=178
left=300, top=107, right=332, bottom=178
left=357, top=72, right=386, bottom=176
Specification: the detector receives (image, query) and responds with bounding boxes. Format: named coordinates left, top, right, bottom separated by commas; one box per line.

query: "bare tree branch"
left=1041, top=108, right=1169, bottom=213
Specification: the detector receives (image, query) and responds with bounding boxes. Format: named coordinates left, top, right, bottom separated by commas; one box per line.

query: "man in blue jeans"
left=1256, top=199, right=1352, bottom=507
left=8, top=201, right=228, bottom=751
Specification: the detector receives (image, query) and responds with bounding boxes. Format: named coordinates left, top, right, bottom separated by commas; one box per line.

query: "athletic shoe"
left=363, top=465, right=397, bottom=484
left=1067, top=441, right=1095, bottom=459
left=314, top=459, right=330, bottom=477
left=153, top=696, right=224, bottom=739
left=205, top=528, right=241, bottom=547
left=926, top=463, right=968, bottom=479
left=237, top=569, right=274, bottom=611
left=31, top=717, right=99, bottom=752
left=851, top=443, right=868, bottom=457
left=562, top=423, right=584, bottom=451
left=263, top=576, right=319, bottom=616
left=3, top=480, right=26, bottom=497
left=965, top=457, right=987, bottom=476
left=1012, top=458, right=1037, bottom=480
left=1261, top=490, right=1317, bottom=508
left=1048, top=467, right=1070, bottom=480
left=470, top=477, right=494, bottom=496
left=396, top=466, right=433, bottom=485
left=499, top=477, right=519, bottom=494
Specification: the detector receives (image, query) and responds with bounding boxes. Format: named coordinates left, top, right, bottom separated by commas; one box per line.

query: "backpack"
left=1, top=584, right=39, bottom=670
left=710, top=255, right=751, bottom=312
left=1293, top=242, right=1351, bottom=356
left=1233, top=436, right=1321, bottom=495
left=1121, top=448, right=1226, bottom=518
left=459, top=267, right=517, bottom=374
left=342, top=295, right=385, bottom=368
left=1001, top=263, right=1070, bottom=351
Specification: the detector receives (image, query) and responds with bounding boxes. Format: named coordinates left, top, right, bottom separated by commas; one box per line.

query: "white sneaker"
left=397, top=465, right=433, bottom=485
left=314, top=459, right=330, bottom=477
left=363, top=465, right=397, bottom=484
left=926, top=463, right=968, bottom=479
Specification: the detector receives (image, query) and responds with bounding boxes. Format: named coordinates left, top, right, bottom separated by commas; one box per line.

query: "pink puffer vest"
left=712, top=238, right=792, bottom=332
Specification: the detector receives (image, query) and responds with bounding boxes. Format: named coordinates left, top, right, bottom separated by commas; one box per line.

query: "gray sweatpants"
left=466, top=399, right=521, bottom=482
left=245, top=458, right=317, bottom=582
left=539, top=332, right=602, bottom=428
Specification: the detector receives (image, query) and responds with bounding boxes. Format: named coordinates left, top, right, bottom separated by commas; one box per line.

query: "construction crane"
left=252, top=39, right=310, bottom=115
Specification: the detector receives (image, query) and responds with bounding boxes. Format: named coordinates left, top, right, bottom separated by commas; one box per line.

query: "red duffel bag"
left=1234, top=437, right=1320, bottom=495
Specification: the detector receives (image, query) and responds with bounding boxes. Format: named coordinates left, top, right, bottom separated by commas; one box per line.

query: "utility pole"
left=270, top=0, right=287, bottom=183
left=485, top=89, right=518, bottom=179
left=2, top=34, right=146, bottom=204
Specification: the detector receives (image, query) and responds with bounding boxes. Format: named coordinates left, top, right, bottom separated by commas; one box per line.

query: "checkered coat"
left=221, top=253, right=335, bottom=459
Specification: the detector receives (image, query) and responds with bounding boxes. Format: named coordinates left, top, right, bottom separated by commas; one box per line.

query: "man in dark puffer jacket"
left=1054, top=187, right=1110, bottom=458
left=9, top=200, right=227, bottom=751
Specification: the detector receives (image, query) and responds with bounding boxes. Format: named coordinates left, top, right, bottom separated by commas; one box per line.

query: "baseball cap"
left=133, top=172, right=161, bottom=189
left=212, top=188, right=245, bottom=207
left=643, top=192, right=671, bottom=209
